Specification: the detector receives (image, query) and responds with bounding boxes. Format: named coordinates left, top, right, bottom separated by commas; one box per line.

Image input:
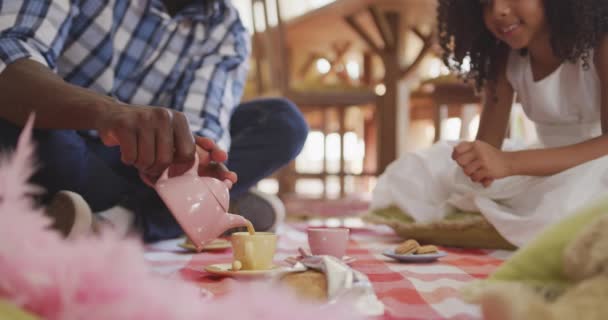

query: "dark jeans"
left=0, top=98, right=308, bottom=242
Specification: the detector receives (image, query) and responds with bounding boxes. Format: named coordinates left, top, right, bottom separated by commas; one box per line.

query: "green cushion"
left=0, top=300, right=38, bottom=320
left=487, top=197, right=608, bottom=287
left=364, top=206, right=516, bottom=250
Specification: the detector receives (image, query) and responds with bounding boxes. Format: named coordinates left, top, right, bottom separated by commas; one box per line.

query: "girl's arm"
left=454, top=36, right=608, bottom=185
left=475, top=50, right=515, bottom=149
left=452, top=50, right=515, bottom=186
left=501, top=35, right=608, bottom=177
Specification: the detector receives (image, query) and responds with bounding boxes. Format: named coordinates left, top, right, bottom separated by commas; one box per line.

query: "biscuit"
left=416, top=245, right=438, bottom=254
left=280, top=271, right=328, bottom=301
left=395, top=239, right=420, bottom=254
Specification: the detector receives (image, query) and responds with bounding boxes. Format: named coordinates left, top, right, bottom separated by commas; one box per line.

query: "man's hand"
left=452, top=140, right=513, bottom=187
left=97, top=104, right=195, bottom=178
left=167, top=136, right=238, bottom=185
left=194, top=136, right=237, bottom=184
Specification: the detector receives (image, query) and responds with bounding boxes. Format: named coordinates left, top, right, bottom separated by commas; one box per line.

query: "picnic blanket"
left=145, top=223, right=510, bottom=319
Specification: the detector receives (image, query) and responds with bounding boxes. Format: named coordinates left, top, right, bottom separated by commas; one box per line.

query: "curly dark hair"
left=437, top=0, right=608, bottom=90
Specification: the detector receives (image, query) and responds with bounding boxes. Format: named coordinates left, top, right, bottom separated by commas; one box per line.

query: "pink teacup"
left=307, top=227, right=350, bottom=258
left=142, top=154, right=252, bottom=252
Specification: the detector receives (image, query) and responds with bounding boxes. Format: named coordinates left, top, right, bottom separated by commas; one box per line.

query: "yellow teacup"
left=231, top=232, right=277, bottom=271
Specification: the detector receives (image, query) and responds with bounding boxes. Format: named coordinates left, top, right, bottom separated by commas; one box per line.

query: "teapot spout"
left=223, top=213, right=253, bottom=233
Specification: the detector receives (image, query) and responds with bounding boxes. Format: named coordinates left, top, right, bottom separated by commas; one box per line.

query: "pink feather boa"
left=0, top=115, right=363, bottom=320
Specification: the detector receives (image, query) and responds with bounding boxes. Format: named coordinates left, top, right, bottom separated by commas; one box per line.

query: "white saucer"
left=382, top=249, right=447, bottom=263
left=179, top=239, right=231, bottom=252
left=285, top=255, right=357, bottom=265
left=204, top=263, right=283, bottom=278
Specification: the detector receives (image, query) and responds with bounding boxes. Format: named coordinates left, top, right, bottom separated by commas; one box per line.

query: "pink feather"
left=0, top=115, right=364, bottom=320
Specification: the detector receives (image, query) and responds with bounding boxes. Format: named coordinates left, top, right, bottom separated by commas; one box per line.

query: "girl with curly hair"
left=440, top=0, right=608, bottom=186
left=372, top=0, right=608, bottom=246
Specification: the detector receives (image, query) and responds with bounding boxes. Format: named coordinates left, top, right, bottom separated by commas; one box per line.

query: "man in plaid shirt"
left=0, top=0, right=307, bottom=241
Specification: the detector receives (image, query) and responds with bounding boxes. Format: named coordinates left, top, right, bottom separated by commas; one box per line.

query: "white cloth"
left=371, top=51, right=608, bottom=247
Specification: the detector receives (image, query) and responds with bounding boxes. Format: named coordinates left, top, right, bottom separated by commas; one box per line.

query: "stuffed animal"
left=464, top=198, right=608, bottom=320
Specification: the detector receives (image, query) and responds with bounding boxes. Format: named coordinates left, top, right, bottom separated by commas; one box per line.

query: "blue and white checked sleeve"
left=0, top=0, right=75, bottom=73
left=180, top=5, right=250, bottom=151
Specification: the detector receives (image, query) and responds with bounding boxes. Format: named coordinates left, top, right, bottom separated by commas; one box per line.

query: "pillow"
left=363, top=206, right=516, bottom=250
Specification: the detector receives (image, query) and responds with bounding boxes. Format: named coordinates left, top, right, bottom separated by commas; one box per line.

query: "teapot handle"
left=140, top=153, right=200, bottom=187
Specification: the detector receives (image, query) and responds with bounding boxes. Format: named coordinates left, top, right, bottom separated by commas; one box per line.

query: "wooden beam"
left=376, top=11, right=401, bottom=174
left=321, top=42, right=351, bottom=81
left=400, top=29, right=436, bottom=80
left=344, top=15, right=381, bottom=55
left=362, top=51, right=374, bottom=85
left=400, top=39, right=433, bottom=80
left=299, top=52, right=321, bottom=78
left=338, top=106, right=346, bottom=198
left=273, top=0, right=290, bottom=92
left=368, top=5, right=394, bottom=49
left=287, top=89, right=376, bottom=108
left=411, top=27, right=427, bottom=41
left=251, top=0, right=265, bottom=94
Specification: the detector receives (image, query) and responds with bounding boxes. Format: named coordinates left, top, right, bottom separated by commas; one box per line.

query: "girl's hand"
left=451, top=141, right=513, bottom=187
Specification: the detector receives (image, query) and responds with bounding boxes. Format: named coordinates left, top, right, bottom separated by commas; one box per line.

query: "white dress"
left=371, top=50, right=608, bottom=247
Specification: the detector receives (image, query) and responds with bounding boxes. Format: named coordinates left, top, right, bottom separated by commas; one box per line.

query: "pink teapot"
left=142, top=154, right=252, bottom=252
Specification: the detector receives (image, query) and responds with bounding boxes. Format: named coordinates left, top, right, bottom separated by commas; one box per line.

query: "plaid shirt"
left=0, top=0, right=250, bottom=149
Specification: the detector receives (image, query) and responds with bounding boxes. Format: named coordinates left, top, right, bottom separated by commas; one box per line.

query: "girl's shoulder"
left=504, top=50, right=527, bottom=86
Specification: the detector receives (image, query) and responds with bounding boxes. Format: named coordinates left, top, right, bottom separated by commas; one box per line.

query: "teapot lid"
left=201, top=178, right=230, bottom=212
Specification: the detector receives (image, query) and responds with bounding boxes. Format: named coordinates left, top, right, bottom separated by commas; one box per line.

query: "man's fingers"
left=135, top=128, right=155, bottom=170
left=197, top=146, right=211, bottom=167
left=100, top=131, right=120, bottom=147
left=172, top=113, right=195, bottom=164
left=147, top=128, right=174, bottom=177
left=198, top=162, right=238, bottom=184
left=116, top=130, right=138, bottom=165
left=211, top=148, right=228, bottom=163
left=195, top=136, right=228, bottom=162
left=216, top=162, right=237, bottom=184
left=223, top=171, right=238, bottom=185
left=194, top=136, right=216, bottom=151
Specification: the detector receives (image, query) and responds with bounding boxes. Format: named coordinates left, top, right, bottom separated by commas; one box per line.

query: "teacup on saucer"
left=231, top=232, right=277, bottom=271
left=307, top=227, right=350, bottom=258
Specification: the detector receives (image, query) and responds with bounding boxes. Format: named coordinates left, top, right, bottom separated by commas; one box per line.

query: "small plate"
left=179, top=238, right=231, bottom=251
left=382, top=249, right=447, bottom=262
left=204, top=263, right=283, bottom=278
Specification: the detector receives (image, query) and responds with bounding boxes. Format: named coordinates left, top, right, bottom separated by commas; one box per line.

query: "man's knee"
left=34, top=130, right=89, bottom=178
left=265, top=98, right=309, bottom=161
left=0, top=119, right=89, bottom=194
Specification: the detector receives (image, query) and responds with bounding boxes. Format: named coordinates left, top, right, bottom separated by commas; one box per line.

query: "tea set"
left=148, top=154, right=444, bottom=278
